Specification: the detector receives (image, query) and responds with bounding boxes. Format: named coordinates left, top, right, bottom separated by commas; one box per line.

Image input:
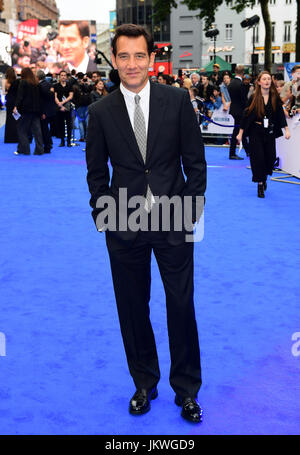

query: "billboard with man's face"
left=10, top=20, right=98, bottom=75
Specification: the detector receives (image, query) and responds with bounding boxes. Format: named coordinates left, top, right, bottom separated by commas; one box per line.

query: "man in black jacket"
left=228, top=65, right=246, bottom=160
left=72, top=72, right=90, bottom=141
left=86, top=24, right=206, bottom=423
left=37, top=70, right=57, bottom=153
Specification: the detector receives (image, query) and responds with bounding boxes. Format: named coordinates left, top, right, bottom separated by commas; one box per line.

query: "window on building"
left=179, top=59, right=193, bottom=64
left=179, top=45, right=193, bottom=49
left=272, top=22, right=275, bottom=42
left=225, top=24, right=233, bottom=41
left=225, top=55, right=232, bottom=63
left=272, top=53, right=275, bottom=63
left=286, top=0, right=292, bottom=4
left=282, top=53, right=290, bottom=62
left=179, top=16, right=193, bottom=20
left=284, top=22, right=291, bottom=42
left=269, top=0, right=276, bottom=4
left=179, top=30, right=193, bottom=34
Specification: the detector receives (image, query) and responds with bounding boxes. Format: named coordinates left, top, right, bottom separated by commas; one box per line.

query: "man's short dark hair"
left=111, top=23, right=154, bottom=56
left=273, top=73, right=284, bottom=81
left=36, top=70, right=45, bottom=81
left=59, top=20, right=90, bottom=39
left=291, top=65, right=300, bottom=73
left=77, top=72, right=85, bottom=80
left=60, top=70, right=67, bottom=76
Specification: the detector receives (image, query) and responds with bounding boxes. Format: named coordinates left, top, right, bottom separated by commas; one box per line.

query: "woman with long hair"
left=4, top=67, right=20, bottom=143
left=237, top=71, right=290, bottom=198
left=90, top=78, right=108, bottom=104
left=13, top=67, right=44, bottom=155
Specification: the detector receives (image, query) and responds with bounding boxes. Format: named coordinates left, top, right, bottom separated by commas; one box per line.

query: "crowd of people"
left=3, top=67, right=113, bottom=154
left=1, top=61, right=298, bottom=197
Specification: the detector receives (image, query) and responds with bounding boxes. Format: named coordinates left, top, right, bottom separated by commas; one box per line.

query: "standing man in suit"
left=86, top=24, right=206, bottom=423
left=37, top=70, right=57, bottom=154
left=228, top=65, right=248, bottom=159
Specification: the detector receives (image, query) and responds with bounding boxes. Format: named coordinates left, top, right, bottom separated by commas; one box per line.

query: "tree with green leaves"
left=153, top=0, right=273, bottom=72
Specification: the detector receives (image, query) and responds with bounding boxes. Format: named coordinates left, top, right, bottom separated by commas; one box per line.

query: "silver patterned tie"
left=134, top=94, right=153, bottom=212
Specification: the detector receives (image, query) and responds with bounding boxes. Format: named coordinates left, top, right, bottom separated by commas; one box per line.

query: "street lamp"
left=241, top=15, right=260, bottom=76
left=205, top=28, right=220, bottom=64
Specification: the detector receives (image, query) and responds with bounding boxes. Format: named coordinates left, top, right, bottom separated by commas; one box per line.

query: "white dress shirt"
left=120, top=80, right=150, bottom=135
left=69, top=52, right=90, bottom=74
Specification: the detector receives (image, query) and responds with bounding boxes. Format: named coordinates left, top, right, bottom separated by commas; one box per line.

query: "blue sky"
left=56, top=0, right=116, bottom=23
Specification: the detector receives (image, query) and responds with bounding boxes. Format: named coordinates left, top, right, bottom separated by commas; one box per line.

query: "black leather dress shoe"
left=229, top=155, right=244, bottom=160
left=129, top=387, right=158, bottom=415
left=257, top=183, right=265, bottom=198
left=263, top=181, right=267, bottom=191
left=175, top=395, right=203, bottom=423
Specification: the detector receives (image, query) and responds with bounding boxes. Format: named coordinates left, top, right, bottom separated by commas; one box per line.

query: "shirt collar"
left=69, top=52, right=89, bottom=73
left=120, top=80, right=150, bottom=100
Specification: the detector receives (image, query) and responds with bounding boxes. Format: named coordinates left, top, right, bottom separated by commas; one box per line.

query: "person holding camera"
left=236, top=71, right=290, bottom=198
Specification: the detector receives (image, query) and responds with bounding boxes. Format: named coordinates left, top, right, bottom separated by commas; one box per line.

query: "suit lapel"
left=108, top=83, right=166, bottom=165
left=146, top=82, right=166, bottom=163
left=109, top=88, right=144, bottom=165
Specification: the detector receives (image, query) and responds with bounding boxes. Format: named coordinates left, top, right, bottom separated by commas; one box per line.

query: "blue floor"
left=0, top=127, right=300, bottom=435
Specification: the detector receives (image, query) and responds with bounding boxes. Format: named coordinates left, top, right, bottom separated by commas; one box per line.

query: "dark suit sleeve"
left=15, top=80, right=25, bottom=111
left=86, top=105, right=111, bottom=228
left=180, top=91, right=207, bottom=221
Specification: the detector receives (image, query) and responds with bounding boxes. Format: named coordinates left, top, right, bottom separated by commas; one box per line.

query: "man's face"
left=111, top=35, right=155, bottom=93
left=202, top=76, right=208, bottom=85
left=92, top=72, right=99, bottom=84
left=191, top=74, right=199, bottom=85
left=213, top=66, right=219, bottom=73
left=58, top=24, right=89, bottom=67
left=292, top=70, right=300, bottom=81
left=223, top=75, right=230, bottom=85
left=60, top=71, right=67, bottom=83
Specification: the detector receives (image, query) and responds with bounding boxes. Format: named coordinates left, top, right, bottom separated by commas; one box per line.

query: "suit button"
left=145, top=169, right=150, bottom=174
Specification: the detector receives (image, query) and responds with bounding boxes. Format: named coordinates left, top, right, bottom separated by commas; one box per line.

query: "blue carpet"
left=0, top=126, right=300, bottom=435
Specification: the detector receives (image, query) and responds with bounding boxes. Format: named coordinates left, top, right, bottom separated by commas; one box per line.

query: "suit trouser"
left=41, top=116, right=53, bottom=152
left=230, top=114, right=250, bottom=157
left=18, top=113, right=43, bottom=155
left=107, top=229, right=202, bottom=398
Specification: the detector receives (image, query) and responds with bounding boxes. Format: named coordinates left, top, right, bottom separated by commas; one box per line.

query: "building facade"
left=170, top=4, right=203, bottom=72
left=16, top=0, right=59, bottom=22
left=114, top=0, right=297, bottom=74
left=96, top=23, right=112, bottom=75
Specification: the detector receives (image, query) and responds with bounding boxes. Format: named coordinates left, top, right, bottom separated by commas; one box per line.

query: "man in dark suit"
left=37, top=70, right=57, bottom=154
left=86, top=24, right=206, bottom=423
left=228, top=64, right=247, bottom=159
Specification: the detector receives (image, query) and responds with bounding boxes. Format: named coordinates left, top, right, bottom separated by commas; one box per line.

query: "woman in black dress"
left=237, top=71, right=290, bottom=198
left=4, top=67, right=20, bottom=143
left=13, top=68, right=44, bottom=155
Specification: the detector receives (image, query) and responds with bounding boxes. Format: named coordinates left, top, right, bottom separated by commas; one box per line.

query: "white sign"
left=200, top=106, right=234, bottom=135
